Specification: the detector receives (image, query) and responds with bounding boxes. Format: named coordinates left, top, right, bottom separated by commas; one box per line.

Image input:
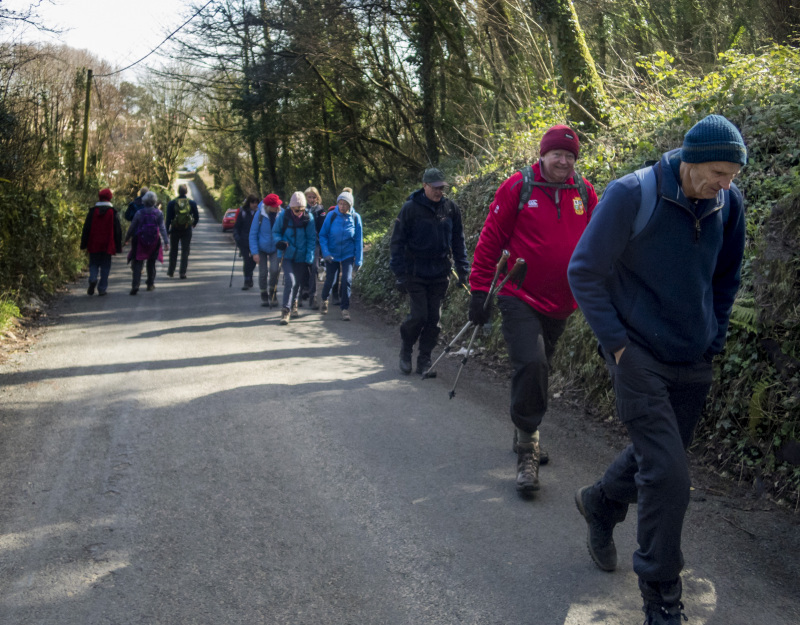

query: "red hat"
left=539, top=125, right=580, bottom=158
left=264, top=193, right=282, bottom=207
left=98, top=188, right=113, bottom=202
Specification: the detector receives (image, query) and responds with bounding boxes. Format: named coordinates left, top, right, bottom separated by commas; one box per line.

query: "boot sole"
left=575, top=487, right=617, bottom=572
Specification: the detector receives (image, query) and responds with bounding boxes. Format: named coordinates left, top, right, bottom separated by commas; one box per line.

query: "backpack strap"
left=631, top=162, right=662, bottom=240
left=516, top=166, right=590, bottom=220
left=517, top=166, right=535, bottom=212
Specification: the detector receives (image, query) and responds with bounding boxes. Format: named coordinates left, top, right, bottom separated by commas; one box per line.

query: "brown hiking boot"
left=515, top=443, right=540, bottom=496
left=290, top=301, right=299, bottom=318
left=320, top=300, right=329, bottom=314
left=280, top=308, right=290, bottom=325
left=513, top=429, right=549, bottom=465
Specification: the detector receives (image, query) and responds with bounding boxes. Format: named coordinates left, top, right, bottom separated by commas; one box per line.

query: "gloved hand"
left=324, top=255, right=334, bottom=263
left=457, top=269, right=470, bottom=288
left=276, top=240, right=288, bottom=251
left=468, top=291, right=491, bottom=325
left=395, top=277, right=408, bottom=294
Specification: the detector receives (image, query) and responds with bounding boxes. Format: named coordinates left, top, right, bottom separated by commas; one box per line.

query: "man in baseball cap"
left=390, top=167, right=470, bottom=376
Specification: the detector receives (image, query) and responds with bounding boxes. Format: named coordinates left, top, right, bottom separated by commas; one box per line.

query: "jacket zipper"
left=663, top=196, right=723, bottom=242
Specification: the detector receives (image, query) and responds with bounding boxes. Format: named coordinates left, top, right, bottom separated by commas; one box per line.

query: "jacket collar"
left=661, top=148, right=724, bottom=213
left=410, top=187, right=443, bottom=212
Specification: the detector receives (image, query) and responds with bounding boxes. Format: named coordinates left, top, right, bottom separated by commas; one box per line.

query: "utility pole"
left=79, top=69, right=92, bottom=188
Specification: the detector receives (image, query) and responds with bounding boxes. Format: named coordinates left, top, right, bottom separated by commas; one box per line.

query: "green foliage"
left=357, top=181, right=415, bottom=247
left=0, top=183, right=84, bottom=297
left=219, top=185, right=240, bottom=211
left=0, top=293, right=21, bottom=331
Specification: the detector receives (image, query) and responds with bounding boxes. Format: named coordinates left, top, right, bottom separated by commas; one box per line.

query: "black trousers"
left=240, top=247, right=256, bottom=280
left=168, top=227, right=192, bottom=276
left=400, top=278, right=449, bottom=359
left=497, top=296, right=566, bottom=434
left=598, top=342, right=712, bottom=583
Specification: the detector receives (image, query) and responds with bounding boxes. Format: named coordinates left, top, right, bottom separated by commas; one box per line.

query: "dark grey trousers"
left=598, top=341, right=712, bottom=583
left=400, top=279, right=449, bottom=359
left=497, top=296, right=566, bottom=433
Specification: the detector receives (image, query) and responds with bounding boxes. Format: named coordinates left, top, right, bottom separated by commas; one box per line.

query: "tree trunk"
left=533, top=0, right=608, bottom=129
left=417, top=1, right=439, bottom=165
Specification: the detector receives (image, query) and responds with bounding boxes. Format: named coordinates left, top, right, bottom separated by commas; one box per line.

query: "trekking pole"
left=229, top=246, right=238, bottom=287
left=448, top=258, right=527, bottom=399
left=422, top=250, right=509, bottom=380
left=451, top=269, right=471, bottom=295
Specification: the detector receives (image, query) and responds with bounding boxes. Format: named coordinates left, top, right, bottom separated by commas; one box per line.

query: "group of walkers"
left=233, top=186, right=363, bottom=325
left=384, top=116, right=746, bottom=625
left=81, top=112, right=749, bottom=625
left=389, top=116, right=745, bottom=625
left=81, top=184, right=199, bottom=295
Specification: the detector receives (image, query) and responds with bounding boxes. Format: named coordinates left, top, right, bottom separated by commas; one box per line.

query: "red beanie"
left=264, top=193, right=282, bottom=207
left=98, top=188, right=113, bottom=202
left=539, top=125, right=580, bottom=158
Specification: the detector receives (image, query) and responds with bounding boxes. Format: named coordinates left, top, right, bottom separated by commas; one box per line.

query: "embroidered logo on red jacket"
left=573, top=198, right=585, bottom=215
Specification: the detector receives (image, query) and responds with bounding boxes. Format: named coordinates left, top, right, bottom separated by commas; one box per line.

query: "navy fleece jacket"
left=568, top=149, right=745, bottom=364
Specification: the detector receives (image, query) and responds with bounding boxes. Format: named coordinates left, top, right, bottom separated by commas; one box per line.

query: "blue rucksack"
left=630, top=162, right=730, bottom=240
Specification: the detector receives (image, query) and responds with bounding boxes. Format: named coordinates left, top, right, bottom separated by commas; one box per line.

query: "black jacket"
left=389, top=188, right=469, bottom=280
left=233, top=207, right=256, bottom=253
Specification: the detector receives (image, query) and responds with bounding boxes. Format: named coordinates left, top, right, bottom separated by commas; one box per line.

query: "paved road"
left=0, top=181, right=798, bottom=624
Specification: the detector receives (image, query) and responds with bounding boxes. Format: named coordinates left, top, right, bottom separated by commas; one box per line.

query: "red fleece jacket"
left=470, top=161, right=598, bottom=319
left=87, top=206, right=118, bottom=255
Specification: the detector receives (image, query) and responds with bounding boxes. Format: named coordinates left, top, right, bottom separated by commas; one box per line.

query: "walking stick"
left=422, top=250, right=509, bottom=380
left=229, top=246, right=238, bottom=287
left=447, top=258, right=528, bottom=399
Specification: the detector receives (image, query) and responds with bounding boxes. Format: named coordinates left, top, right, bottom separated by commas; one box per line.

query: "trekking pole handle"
left=484, top=250, right=510, bottom=309
left=491, top=258, right=527, bottom=296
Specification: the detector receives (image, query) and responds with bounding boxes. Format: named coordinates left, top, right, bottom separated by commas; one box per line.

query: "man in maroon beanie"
left=468, top=125, right=599, bottom=497
left=80, top=188, right=122, bottom=296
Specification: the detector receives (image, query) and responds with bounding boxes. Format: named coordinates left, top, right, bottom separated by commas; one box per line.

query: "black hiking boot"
left=416, top=356, right=435, bottom=377
left=641, top=579, right=686, bottom=624
left=399, top=344, right=412, bottom=375
left=575, top=484, right=622, bottom=572
left=130, top=288, right=138, bottom=296
left=515, top=443, right=540, bottom=496
left=261, top=290, right=270, bottom=306
left=87, top=281, right=96, bottom=295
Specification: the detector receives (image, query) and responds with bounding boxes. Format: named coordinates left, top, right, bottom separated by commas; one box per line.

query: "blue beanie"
left=681, top=115, right=747, bottom=165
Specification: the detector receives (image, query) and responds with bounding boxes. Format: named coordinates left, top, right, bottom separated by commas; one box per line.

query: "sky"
left=4, top=0, right=199, bottom=79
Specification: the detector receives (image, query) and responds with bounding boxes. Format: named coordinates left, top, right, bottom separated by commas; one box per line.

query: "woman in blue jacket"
left=274, top=191, right=316, bottom=324
left=319, top=188, right=363, bottom=321
left=249, top=193, right=283, bottom=306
